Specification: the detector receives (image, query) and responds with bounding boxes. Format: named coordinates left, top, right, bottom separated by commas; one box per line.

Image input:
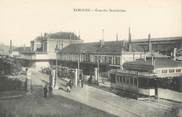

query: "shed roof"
left=59, top=41, right=144, bottom=55
left=123, top=58, right=182, bottom=72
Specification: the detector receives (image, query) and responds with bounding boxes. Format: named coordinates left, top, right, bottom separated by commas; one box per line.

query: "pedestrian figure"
left=68, top=80, right=72, bottom=89
left=43, top=84, right=48, bottom=98
left=66, top=79, right=72, bottom=93
left=88, top=74, right=92, bottom=84
left=26, top=68, right=32, bottom=94
left=49, top=85, right=53, bottom=96
left=79, top=74, right=82, bottom=87
left=66, top=83, right=71, bottom=93
left=81, top=78, right=84, bottom=88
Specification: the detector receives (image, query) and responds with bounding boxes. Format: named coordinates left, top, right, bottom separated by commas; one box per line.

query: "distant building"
left=31, top=32, right=83, bottom=53
left=11, top=46, right=31, bottom=57
left=21, top=31, right=83, bottom=70
left=131, top=36, right=182, bottom=55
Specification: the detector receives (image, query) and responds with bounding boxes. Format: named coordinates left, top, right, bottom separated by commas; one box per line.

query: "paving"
left=1, top=70, right=181, bottom=117
left=54, top=83, right=179, bottom=117
left=0, top=71, right=116, bottom=117
left=30, top=70, right=181, bottom=117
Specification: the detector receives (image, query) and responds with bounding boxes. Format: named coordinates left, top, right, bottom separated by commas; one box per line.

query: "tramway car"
left=109, top=69, right=157, bottom=96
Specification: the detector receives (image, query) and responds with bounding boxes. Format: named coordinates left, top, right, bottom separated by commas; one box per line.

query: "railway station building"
left=57, top=40, right=145, bottom=75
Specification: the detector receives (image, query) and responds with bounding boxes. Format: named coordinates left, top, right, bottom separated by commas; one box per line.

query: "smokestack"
left=173, top=48, right=177, bottom=61
left=24, top=44, right=26, bottom=52
left=9, top=40, right=12, bottom=54
left=128, top=27, right=131, bottom=43
left=100, top=40, right=104, bottom=48
left=102, top=29, right=104, bottom=41
left=69, top=32, right=72, bottom=40
left=116, top=33, right=119, bottom=41
left=100, top=29, right=104, bottom=47
left=44, top=33, right=47, bottom=37
left=128, top=27, right=132, bottom=52
left=78, top=30, right=80, bottom=39
left=148, top=33, right=152, bottom=53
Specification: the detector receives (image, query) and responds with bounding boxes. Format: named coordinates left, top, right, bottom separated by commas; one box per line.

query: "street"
left=0, top=70, right=181, bottom=117
left=0, top=70, right=116, bottom=117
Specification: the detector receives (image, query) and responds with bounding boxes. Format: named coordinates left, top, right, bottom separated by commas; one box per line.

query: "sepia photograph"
left=0, top=0, right=182, bottom=117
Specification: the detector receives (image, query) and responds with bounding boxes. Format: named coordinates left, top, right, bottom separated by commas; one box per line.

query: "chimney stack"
left=24, top=44, right=26, bottom=52
left=100, top=40, right=104, bottom=48
left=102, top=29, right=104, bottom=41
left=9, top=40, right=12, bottom=54
left=100, top=29, right=105, bottom=47
left=116, top=33, right=119, bottom=41
left=148, top=33, right=152, bottom=53
left=128, top=27, right=132, bottom=52
left=78, top=30, right=80, bottom=39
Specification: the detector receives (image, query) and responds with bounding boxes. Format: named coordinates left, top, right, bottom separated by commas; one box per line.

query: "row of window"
left=61, top=55, right=121, bottom=65
left=161, top=68, right=182, bottom=74
left=115, top=76, right=138, bottom=86
left=94, top=56, right=120, bottom=65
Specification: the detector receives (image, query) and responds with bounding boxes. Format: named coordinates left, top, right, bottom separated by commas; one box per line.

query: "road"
left=1, top=70, right=181, bottom=117
left=32, top=70, right=181, bottom=117
left=54, top=84, right=179, bottom=117
left=0, top=71, right=116, bottom=117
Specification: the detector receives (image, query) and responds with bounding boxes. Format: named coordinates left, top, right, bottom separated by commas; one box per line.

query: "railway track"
left=87, top=86, right=173, bottom=116
left=92, top=84, right=175, bottom=112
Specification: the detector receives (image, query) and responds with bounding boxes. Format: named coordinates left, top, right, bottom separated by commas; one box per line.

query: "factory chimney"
left=9, top=40, right=12, bottom=54
left=78, top=30, right=81, bottom=39
left=116, top=33, right=119, bottom=41
left=148, top=33, right=152, bottom=53
left=128, top=27, right=132, bottom=52
left=100, top=29, right=104, bottom=47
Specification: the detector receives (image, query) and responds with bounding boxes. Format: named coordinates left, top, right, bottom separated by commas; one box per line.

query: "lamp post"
left=78, top=50, right=84, bottom=77
left=97, top=56, right=100, bottom=86
left=78, top=54, right=80, bottom=71
left=55, top=45, right=59, bottom=88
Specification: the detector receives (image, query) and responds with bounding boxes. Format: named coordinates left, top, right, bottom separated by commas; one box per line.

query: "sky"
left=0, top=0, right=181, bottom=46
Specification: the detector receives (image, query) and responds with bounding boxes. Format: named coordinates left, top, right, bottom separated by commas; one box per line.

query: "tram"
left=109, top=69, right=157, bottom=96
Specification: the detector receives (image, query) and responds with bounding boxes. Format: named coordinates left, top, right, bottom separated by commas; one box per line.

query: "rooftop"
left=59, top=41, right=144, bottom=55
left=45, top=32, right=80, bottom=40
left=13, top=47, right=31, bottom=53
left=131, top=36, right=182, bottom=43
left=31, top=32, right=81, bottom=42
left=123, top=58, right=182, bottom=72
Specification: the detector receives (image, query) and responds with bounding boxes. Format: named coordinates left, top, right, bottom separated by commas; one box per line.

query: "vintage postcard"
left=0, top=0, right=182, bottom=117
